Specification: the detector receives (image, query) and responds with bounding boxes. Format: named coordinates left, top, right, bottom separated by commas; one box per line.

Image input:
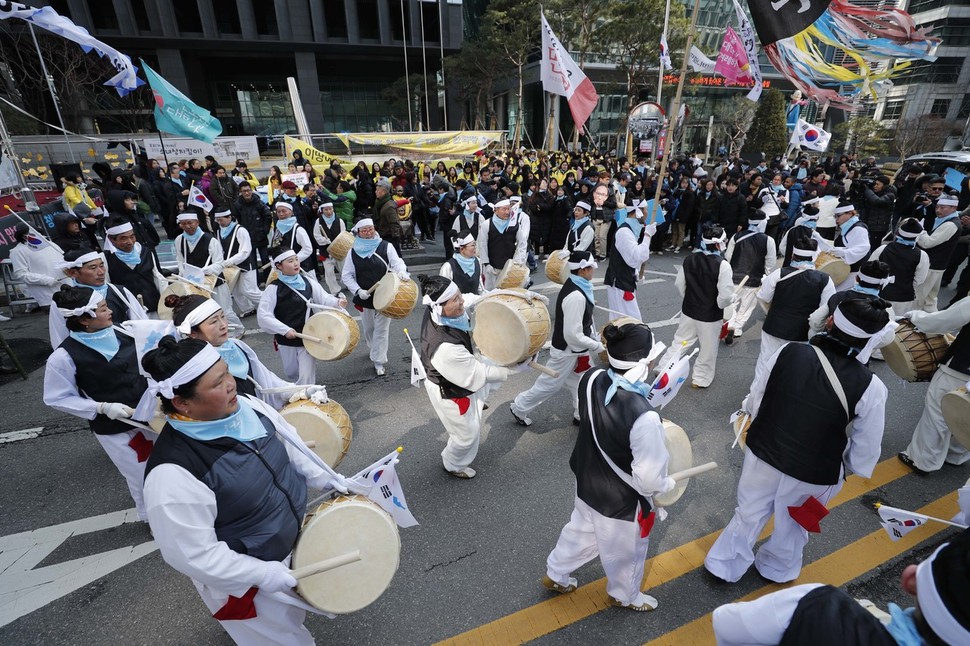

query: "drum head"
left=223, top=266, right=241, bottom=289
left=302, top=311, right=360, bottom=361
left=815, top=253, right=850, bottom=285
left=149, top=401, right=167, bottom=434
left=157, top=282, right=210, bottom=320
left=653, top=419, right=693, bottom=507
left=472, top=290, right=551, bottom=364
left=293, top=495, right=400, bottom=614
left=942, top=387, right=970, bottom=449
left=497, top=260, right=527, bottom=289
left=544, top=250, right=570, bottom=285
left=328, top=231, right=355, bottom=261
left=372, top=273, right=398, bottom=311
left=280, top=400, right=353, bottom=468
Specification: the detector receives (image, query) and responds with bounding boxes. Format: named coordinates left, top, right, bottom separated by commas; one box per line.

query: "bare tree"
left=714, top=95, right=756, bottom=155
left=893, top=116, right=961, bottom=160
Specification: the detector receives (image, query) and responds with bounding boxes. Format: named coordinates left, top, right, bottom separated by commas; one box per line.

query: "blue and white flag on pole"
left=141, top=61, right=223, bottom=143
left=0, top=3, right=143, bottom=95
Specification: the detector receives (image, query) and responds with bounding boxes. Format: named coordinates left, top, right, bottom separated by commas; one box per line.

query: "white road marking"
left=0, top=508, right=157, bottom=628
left=642, top=269, right=679, bottom=277
left=0, top=428, right=42, bottom=444
left=646, top=313, right=682, bottom=329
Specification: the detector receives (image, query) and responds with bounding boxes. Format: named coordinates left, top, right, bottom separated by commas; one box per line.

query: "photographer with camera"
left=857, top=174, right=895, bottom=251
left=908, top=175, right=947, bottom=231
left=892, top=163, right=924, bottom=229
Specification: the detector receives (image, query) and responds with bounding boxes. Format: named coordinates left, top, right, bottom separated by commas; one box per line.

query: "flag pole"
left=156, top=130, right=170, bottom=168
left=653, top=0, right=672, bottom=165
left=28, top=23, right=76, bottom=164
left=874, top=503, right=969, bottom=530
left=401, top=0, right=413, bottom=131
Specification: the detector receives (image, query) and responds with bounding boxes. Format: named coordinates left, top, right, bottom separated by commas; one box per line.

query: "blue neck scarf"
left=569, top=274, right=595, bottom=304
left=216, top=339, right=250, bottom=380
left=275, top=217, right=297, bottom=235
left=75, top=280, right=108, bottom=298
left=884, top=604, right=921, bottom=646
left=605, top=368, right=651, bottom=404
left=697, top=244, right=721, bottom=257
left=626, top=219, right=644, bottom=241
left=453, top=253, right=477, bottom=277
left=321, top=213, right=337, bottom=228
left=167, top=398, right=267, bottom=442
left=895, top=236, right=917, bottom=247
left=278, top=272, right=307, bottom=291
left=934, top=213, right=959, bottom=231
left=437, top=192, right=447, bottom=203
left=839, top=215, right=860, bottom=239
left=492, top=216, right=510, bottom=234
left=801, top=219, right=818, bottom=230
left=791, top=259, right=815, bottom=269
left=353, top=236, right=382, bottom=258
left=219, top=221, right=237, bottom=239
left=182, top=227, right=204, bottom=245
left=113, top=243, right=142, bottom=267
left=852, top=284, right=881, bottom=296
left=69, top=327, right=120, bottom=361
left=463, top=209, right=478, bottom=225
left=440, top=313, right=471, bottom=333
left=571, top=216, right=589, bottom=231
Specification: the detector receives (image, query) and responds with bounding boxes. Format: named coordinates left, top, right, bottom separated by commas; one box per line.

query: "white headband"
left=273, top=249, right=297, bottom=265
left=176, top=298, right=222, bottom=335
left=275, top=202, right=293, bottom=212
left=575, top=201, right=591, bottom=211
left=510, top=196, right=522, bottom=203
left=606, top=332, right=667, bottom=379
left=148, top=344, right=221, bottom=400
left=177, top=212, right=199, bottom=222
left=319, top=202, right=334, bottom=210
left=897, top=221, right=922, bottom=238
left=61, top=250, right=102, bottom=269
left=792, top=245, right=817, bottom=258
left=857, top=270, right=894, bottom=287
left=214, top=210, right=232, bottom=219
left=493, top=199, right=511, bottom=208
left=834, top=204, right=855, bottom=215
left=106, top=222, right=134, bottom=236
left=702, top=232, right=726, bottom=247
left=567, top=256, right=598, bottom=270
left=422, top=281, right=459, bottom=307
left=916, top=542, right=970, bottom=645
left=938, top=196, right=959, bottom=207
left=464, top=196, right=478, bottom=205
left=833, top=307, right=875, bottom=339
left=353, top=218, right=374, bottom=232
left=57, top=289, right=103, bottom=318
left=454, top=233, right=475, bottom=247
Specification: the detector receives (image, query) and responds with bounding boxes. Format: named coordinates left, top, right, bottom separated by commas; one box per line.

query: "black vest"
left=747, top=341, right=873, bottom=485
left=923, top=215, right=961, bottom=270
left=105, top=249, right=160, bottom=313
left=316, top=217, right=343, bottom=259
left=486, top=219, right=520, bottom=269
left=278, top=225, right=315, bottom=273
left=351, top=242, right=390, bottom=309
left=456, top=211, right=480, bottom=240
left=420, top=309, right=475, bottom=399
left=730, top=231, right=769, bottom=287
left=272, top=281, right=312, bottom=347
left=878, top=242, right=921, bottom=302
left=604, top=222, right=637, bottom=292
left=943, top=322, right=970, bottom=376
left=219, top=225, right=254, bottom=271
left=835, top=220, right=869, bottom=271
left=552, top=278, right=594, bottom=352
left=181, top=232, right=215, bottom=270
left=682, top=252, right=725, bottom=323
left=782, top=224, right=814, bottom=267
left=567, top=220, right=593, bottom=252
left=61, top=332, right=148, bottom=435
left=779, top=586, right=896, bottom=646
left=145, top=406, right=307, bottom=562
left=763, top=267, right=831, bottom=341
left=447, top=256, right=482, bottom=295
left=571, top=370, right=652, bottom=522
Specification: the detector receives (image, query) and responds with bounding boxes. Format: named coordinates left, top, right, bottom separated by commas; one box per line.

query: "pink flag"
left=715, top=27, right=753, bottom=85
left=540, top=12, right=599, bottom=134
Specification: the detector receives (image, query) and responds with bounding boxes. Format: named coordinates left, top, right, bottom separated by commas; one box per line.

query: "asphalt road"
left=1, top=248, right=967, bottom=645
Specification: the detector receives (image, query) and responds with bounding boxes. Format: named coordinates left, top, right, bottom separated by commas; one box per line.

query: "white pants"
left=605, top=285, right=641, bottom=320
left=546, top=496, right=652, bottom=606
left=319, top=258, right=343, bottom=295
left=887, top=299, right=915, bottom=318
left=594, top=220, right=611, bottom=257
left=278, top=345, right=316, bottom=385
left=658, top=315, right=722, bottom=388
left=360, top=308, right=391, bottom=367
left=512, top=350, right=588, bottom=419
left=215, top=283, right=244, bottom=331
left=424, top=381, right=484, bottom=471
left=751, top=332, right=789, bottom=391
left=704, top=450, right=842, bottom=583
left=916, top=268, right=945, bottom=312
left=230, top=270, right=262, bottom=313
left=94, top=429, right=158, bottom=521
left=905, top=365, right=970, bottom=472
left=727, top=285, right=760, bottom=333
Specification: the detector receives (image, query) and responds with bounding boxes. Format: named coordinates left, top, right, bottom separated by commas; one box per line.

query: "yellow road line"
left=643, top=494, right=959, bottom=646
left=436, top=457, right=911, bottom=646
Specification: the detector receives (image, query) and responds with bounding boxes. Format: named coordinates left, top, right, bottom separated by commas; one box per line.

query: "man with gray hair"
left=374, top=177, right=404, bottom=254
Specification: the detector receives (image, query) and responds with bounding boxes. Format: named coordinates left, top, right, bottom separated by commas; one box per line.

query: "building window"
left=390, top=0, right=411, bottom=42
left=253, top=1, right=279, bottom=36
left=324, top=0, right=349, bottom=39
left=318, top=79, right=401, bottom=131
left=420, top=1, right=440, bottom=43
left=358, top=0, right=380, bottom=39
left=930, top=99, right=951, bottom=116
left=86, top=0, right=119, bottom=31
left=895, top=57, right=964, bottom=85
left=883, top=99, right=905, bottom=120
left=933, top=18, right=970, bottom=47
left=212, top=0, right=242, bottom=34
left=173, top=0, right=204, bottom=33
left=907, top=0, right=970, bottom=14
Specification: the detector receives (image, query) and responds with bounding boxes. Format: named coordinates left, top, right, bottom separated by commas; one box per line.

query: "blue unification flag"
left=141, top=61, right=222, bottom=143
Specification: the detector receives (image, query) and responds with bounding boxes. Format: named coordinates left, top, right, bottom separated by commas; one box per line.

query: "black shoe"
left=897, top=452, right=928, bottom=475
left=0, top=364, right=17, bottom=375
left=724, top=329, right=735, bottom=345
left=241, top=310, right=256, bottom=318
left=572, top=416, right=581, bottom=426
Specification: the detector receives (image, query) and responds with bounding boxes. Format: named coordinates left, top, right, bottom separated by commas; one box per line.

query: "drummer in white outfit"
left=603, top=203, right=656, bottom=319
left=817, top=202, right=870, bottom=291
left=450, top=196, right=484, bottom=242
left=510, top=251, right=603, bottom=427
left=418, top=275, right=518, bottom=479
left=724, top=210, right=776, bottom=340
left=43, top=286, right=157, bottom=521
left=439, top=229, right=483, bottom=295
left=341, top=219, right=409, bottom=377
left=174, top=212, right=243, bottom=334
left=258, top=247, right=347, bottom=385
left=312, top=202, right=347, bottom=296
left=566, top=202, right=595, bottom=253
left=898, top=296, right=970, bottom=474
left=543, top=322, right=673, bottom=612
left=914, top=194, right=961, bottom=312
left=867, top=217, right=929, bottom=317
left=272, top=201, right=315, bottom=273
left=141, top=337, right=356, bottom=646
left=8, top=223, right=69, bottom=308
left=214, top=210, right=262, bottom=316
left=478, top=199, right=530, bottom=291
left=705, top=299, right=888, bottom=584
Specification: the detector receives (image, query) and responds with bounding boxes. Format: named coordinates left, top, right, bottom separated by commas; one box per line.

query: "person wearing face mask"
left=258, top=246, right=347, bottom=385
left=724, top=210, right=777, bottom=343
left=914, top=194, right=961, bottom=312
left=175, top=212, right=244, bottom=334
left=311, top=202, right=347, bottom=296
left=44, top=285, right=156, bottom=521
left=604, top=201, right=657, bottom=318
left=103, top=216, right=169, bottom=316
left=868, top=218, right=929, bottom=317
left=509, top=251, right=604, bottom=428
left=439, top=229, right=483, bottom=295
left=418, top=275, right=520, bottom=479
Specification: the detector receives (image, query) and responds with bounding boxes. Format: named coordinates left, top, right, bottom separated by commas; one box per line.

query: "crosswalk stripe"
left=643, top=493, right=959, bottom=645
left=435, top=457, right=912, bottom=645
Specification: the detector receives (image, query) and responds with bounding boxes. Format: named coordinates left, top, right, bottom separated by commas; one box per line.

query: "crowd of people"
left=4, top=144, right=970, bottom=644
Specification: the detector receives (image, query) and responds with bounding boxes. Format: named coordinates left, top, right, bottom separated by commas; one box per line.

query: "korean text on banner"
left=142, top=137, right=261, bottom=169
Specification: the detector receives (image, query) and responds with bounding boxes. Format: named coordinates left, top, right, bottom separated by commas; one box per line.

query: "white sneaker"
left=509, top=404, right=532, bottom=427
left=375, top=364, right=386, bottom=376
left=0, top=313, right=10, bottom=322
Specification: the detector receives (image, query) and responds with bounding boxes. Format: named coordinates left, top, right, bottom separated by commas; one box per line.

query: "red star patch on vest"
left=451, top=397, right=471, bottom=416
left=212, top=586, right=259, bottom=621
left=788, top=495, right=829, bottom=533
left=127, top=431, right=154, bottom=463
left=638, top=508, right=656, bottom=538
left=574, top=355, right=591, bottom=373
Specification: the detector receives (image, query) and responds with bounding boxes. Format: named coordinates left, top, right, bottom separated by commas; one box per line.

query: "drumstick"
left=731, top=413, right=750, bottom=449
left=291, top=550, right=362, bottom=580
left=594, top=304, right=643, bottom=321
left=734, top=275, right=749, bottom=294
left=171, top=274, right=216, bottom=293
left=668, top=461, right=718, bottom=482
left=257, top=384, right=310, bottom=394
left=292, top=332, right=335, bottom=348
left=529, top=361, right=560, bottom=378
left=304, top=440, right=316, bottom=448
left=119, top=418, right=156, bottom=433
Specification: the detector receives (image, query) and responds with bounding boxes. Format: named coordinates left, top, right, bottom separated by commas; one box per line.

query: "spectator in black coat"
left=233, top=182, right=273, bottom=282
left=715, top=177, right=748, bottom=235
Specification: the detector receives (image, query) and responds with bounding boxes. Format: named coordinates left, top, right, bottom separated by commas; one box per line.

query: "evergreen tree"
left=742, top=89, right=788, bottom=159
